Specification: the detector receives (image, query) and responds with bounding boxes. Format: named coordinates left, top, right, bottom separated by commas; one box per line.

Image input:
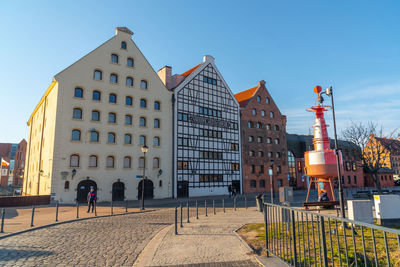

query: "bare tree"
left=342, top=122, right=397, bottom=193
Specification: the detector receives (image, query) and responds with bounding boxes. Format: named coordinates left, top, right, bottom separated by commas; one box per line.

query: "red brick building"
left=235, top=80, right=289, bottom=194
left=286, top=134, right=365, bottom=190
left=12, top=139, right=27, bottom=186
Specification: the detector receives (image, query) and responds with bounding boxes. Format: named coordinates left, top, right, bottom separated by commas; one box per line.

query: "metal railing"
left=263, top=202, right=400, bottom=267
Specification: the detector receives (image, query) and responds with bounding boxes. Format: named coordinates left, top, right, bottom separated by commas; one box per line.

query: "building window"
left=352, top=162, right=357, bottom=171
left=71, top=129, right=81, bottom=141
left=125, top=115, right=132, bottom=125
left=110, top=73, right=118, bottom=84
left=252, top=109, right=257, bottom=115
left=274, top=138, right=280, bottom=145
left=121, top=41, right=127, bottom=49
left=89, top=155, right=97, bottom=168
left=93, top=90, right=101, bottom=101
left=74, top=87, right=83, bottom=98
left=232, top=163, right=240, bottom=171
left=248, top=136, right=254, bottom=142
left=127, top=57, right=134, bottom=67
left=259, top=165, right=265, bottom=174
left=109, top=93, right=117, bottom=103
left=139, top=157, right=145, bottom=168
left=267, top=152, right=272, bottom=158
left=266, top=124, right=271, bottom=130
left=153, top=137, right=160, bottom=147
left=267, top=138, right=272, bottom=144
left=106, top=156, right=115, bottom=168
left=353, top=175, right=357, bottom=184
left=140, top=80, right=148, bottom=89
left=249, top=150, right=255, bottom=157
left=126, top=96, right=133, bottom=106
left=270, top=111, right=274, bottom=118
left=203, top=76, right=217, bottom=85
left=73, top=108, right=82, bottom=119
left=94, top=70, right=102, bottom=80
left=64, top=181, right=70, bottom=189
left=250, top=180, right=257, bottom=188
left=256, top=122, right=262, bottom=129
left=123, top=156, right=131, bottom=168
left=140, top=99, right=147, bottom=108
left=259, top=180, right=265, bottom=187
left=90, top=131, right=99, bottom=142
left=126, top=77, right=133, bottom=87
left=248, top=121, right=253, bottom=128
left=108, top=113, right=116, bottom=123
left=274, top=125, right=280, bottom=131
left=70, top=154, right=79, bottom=167
left=111, top=54, right=119, bottom=63
left=261, top=110, right=266, bottom=117
left=257, top=96, right=261, bottom=102
left=257, top=136, right=263, bottom=143
left=288, top=151, right=296, bottom=179
left=266, top=97, right=270, bottom=104
left=177, top=161, right=188, bottom=170
left=124, top=134, right=132, bottom=144
left=277, top=166, right=281, bottom=175
left=92, top=110, right=100, bottom=121
left=154, top=119, right=160, bottom=128
left=347, top=176, right=351, bottom=184
left=276, top=152, right=281, bottom=158
left=107, top=132, right=116, bottom=144
left=140, top=117, right=146, bottom=127
left=154, top=101, right=160, bottom=110
left=139, top=135, right=146, bottom=146
left=251, top=165, right=255, bottom=173
left=258, top=151, right=264, bottom=157
left=153, top=157, right=160, bottom=168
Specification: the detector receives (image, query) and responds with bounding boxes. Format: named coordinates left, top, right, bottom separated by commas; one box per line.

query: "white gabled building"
left=24, top=27, right=173, bottom=203
left=158, top=56, right=242, bottom=198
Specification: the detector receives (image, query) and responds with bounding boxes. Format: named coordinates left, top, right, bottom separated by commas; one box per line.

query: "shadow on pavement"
left=0, top=248, right=54, bottom=261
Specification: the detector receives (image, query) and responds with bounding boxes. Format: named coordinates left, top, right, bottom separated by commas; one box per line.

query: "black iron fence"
left=263, top=202, right=400, bottom=267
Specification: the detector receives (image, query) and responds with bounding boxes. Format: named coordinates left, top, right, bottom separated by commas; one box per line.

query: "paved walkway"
left=135, top=208, right=265, bottom=266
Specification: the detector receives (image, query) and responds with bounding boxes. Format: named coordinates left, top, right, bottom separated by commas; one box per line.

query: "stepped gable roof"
left=234, top=85, right=259, bottom=107
left=181, top=63, right=203, bottom=77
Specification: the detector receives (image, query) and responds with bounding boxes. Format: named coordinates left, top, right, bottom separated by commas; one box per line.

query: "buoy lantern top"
left=314, top=85, right=322, bottom=94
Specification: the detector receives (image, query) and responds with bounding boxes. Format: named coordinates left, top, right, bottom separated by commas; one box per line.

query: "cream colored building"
left=23, top=27, right=173, bottom=203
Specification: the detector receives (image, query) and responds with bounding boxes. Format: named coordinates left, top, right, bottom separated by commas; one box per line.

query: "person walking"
left=87, top=187, right=97, bottom=213
left=228, top=185, right=232, bottom=198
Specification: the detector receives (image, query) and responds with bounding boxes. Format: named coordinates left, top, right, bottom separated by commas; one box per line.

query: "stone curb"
left=0, top=209, right=156, bottom=240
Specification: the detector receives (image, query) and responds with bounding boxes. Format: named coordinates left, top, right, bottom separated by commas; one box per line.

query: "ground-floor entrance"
left=138, top=179, right=154, bottom=200
left=76, top=179, right=97, bottom=203
left=112, top=181, right=125, bottom=201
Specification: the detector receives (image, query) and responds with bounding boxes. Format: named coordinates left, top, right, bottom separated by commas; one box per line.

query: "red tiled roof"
left=234, top=85, right=259, bottom=107
left=181, top=63, right=203, bottom=77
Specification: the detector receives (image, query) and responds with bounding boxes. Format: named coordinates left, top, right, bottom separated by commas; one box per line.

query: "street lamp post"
left=141, top=145, right=148, bottom=210
left=322, top=87, right=345, bottom=219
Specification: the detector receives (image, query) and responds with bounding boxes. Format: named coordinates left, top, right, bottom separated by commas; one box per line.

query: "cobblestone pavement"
left=0, top=209, right=176, bottom=266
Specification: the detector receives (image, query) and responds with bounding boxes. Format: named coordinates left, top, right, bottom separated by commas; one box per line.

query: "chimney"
left=158, top=66, right=172, bottom=89
left=203, top=55, right=215, bottom=63
left=115, top=27, right=133, bottom=36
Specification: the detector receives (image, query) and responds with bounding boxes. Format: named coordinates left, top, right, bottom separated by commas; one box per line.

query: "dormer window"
left=121, top=41, right=127, bottom=49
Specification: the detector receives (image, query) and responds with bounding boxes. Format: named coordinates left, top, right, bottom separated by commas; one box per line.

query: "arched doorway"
left=76, top=179, right=97, bottom=203
left=138, top=179, right=154, bottom=200
left=112, top=181, right=125, bottom=201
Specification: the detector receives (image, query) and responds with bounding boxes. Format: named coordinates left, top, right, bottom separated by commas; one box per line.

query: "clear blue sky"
left=1, top=1, right=399, bottom=143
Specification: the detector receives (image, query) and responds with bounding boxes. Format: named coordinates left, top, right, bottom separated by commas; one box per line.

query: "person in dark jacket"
left=87, top=187, right=97, bottom=213
left=228, top=185, right=232, bottom=198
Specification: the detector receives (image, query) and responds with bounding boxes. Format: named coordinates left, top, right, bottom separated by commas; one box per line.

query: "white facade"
left=24, top=27, right=173, bottom=203
left=172, top=56, right=242, bottom=198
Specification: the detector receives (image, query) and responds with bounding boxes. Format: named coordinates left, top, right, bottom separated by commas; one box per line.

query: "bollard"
left=187, top=202, right=190, bottom=223
left=245, top=196, right=247, bottom=210
left=94, top=201, right=97, bottom=216
left=196, top=201, right=199, bottom=219
left=180, top=204, right=183, bottom=227
left=223, top=199, right=225, bottom=213
left=111, top=201, right=113, bottom=215
left=213, top=200, right=216, bottom=215
left=31, top=206, right=35, bottom=227
left=125, top=200, right=128, bottom=213
left=76, top=202, right=79, bottom=219
left=55, top=204, right=59, bottom=222
left=205, top=200, right=208, bottom=217
left=1, top=208, right=5, bottom=233
left=234, top=197, right=236, bottom=211
left=175, top=207, right=178, bottom=235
